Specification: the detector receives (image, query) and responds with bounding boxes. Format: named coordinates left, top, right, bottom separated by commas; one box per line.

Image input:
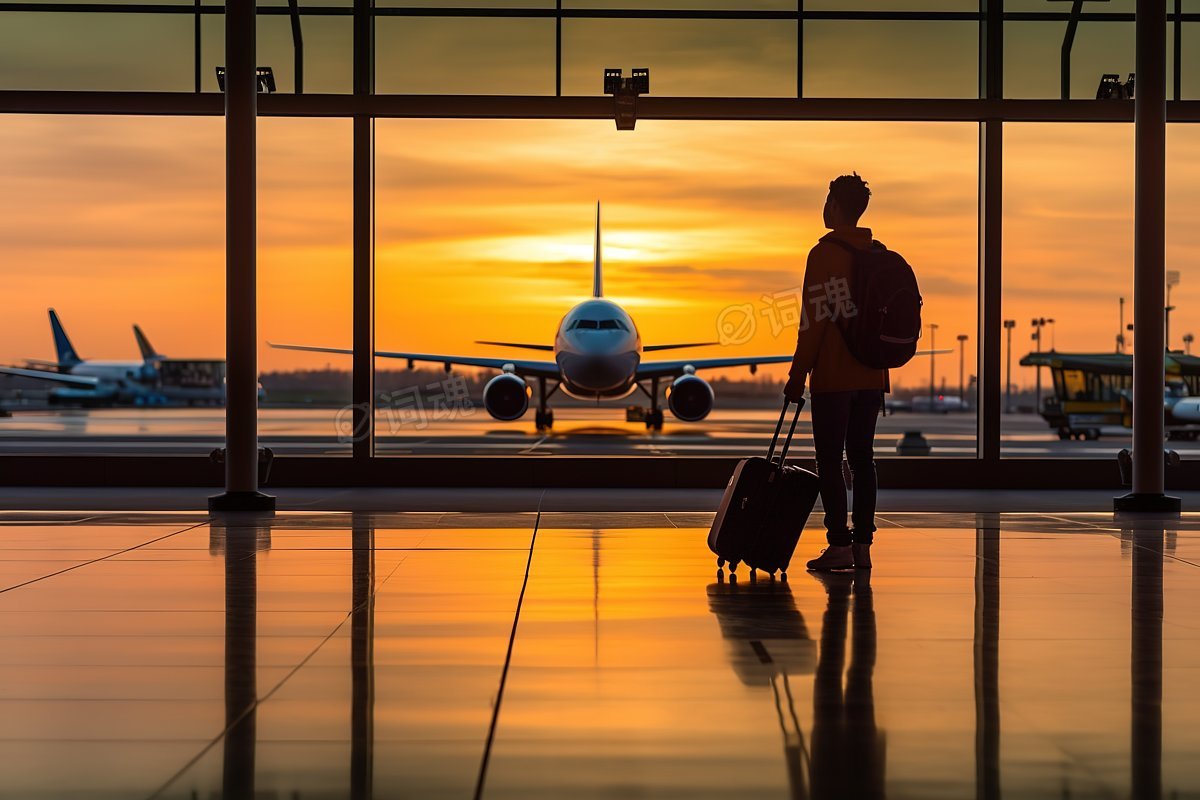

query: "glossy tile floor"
left=1, top=509, right=1198, bottom=799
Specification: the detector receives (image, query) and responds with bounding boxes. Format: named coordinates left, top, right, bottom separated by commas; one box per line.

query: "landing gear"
left=645, top=376, right=664, bottom=431
left=535, top=378, right=555, bottom=431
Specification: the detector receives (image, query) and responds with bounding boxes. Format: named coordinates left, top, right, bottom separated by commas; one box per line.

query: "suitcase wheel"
left=716, top=557, right=725, bottom=569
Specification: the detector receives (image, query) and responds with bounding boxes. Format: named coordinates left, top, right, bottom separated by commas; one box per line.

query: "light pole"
left=1003, top=320, right=1016, bottom=413
left=1118, top=296, right=1127, bottom=353
left=1166, top=270, right=1181, bottom=351
left=957, top=334, right=969, bottom=404
left=1031, top=318, right=1052, bottom=413
left=1185, top=333, right=1194, bottom=355
left=929, top=323, right=939, bottom=410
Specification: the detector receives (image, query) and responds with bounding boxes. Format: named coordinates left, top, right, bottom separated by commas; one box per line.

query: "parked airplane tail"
left=133, top=325, right=162, bottom=361
left=48, top=309, right=82, bottom=367
left=593, top=201, right=603, bottom=298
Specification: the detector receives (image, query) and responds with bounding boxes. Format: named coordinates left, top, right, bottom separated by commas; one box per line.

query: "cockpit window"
left=571, top=318, right=627, bottom=331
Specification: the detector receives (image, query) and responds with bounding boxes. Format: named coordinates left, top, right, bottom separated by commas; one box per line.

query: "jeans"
left=810, top=390, right=882, bottom=546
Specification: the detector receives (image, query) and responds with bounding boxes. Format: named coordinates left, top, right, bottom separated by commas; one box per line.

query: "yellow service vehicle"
left=1019, top=352, right=1200, bottom=441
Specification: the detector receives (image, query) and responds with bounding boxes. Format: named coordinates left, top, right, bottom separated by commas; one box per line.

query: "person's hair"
left=828, top=173, right=871, bottom=222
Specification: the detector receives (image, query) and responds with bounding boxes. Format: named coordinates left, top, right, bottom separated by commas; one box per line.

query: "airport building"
left=1, top=2, right=1199, bottom=797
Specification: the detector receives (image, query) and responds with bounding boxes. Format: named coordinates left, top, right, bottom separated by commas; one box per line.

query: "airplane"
left=272, top=204, right=943, bottom=431
left=0, top=309, right=227, bottom=407
left=910, top=394, right=970, bottom=414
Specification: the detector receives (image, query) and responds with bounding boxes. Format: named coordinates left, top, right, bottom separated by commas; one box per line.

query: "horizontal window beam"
left=4, top=3, right=1195, bottom=22
left=9, top=92, right=1200, bottom=122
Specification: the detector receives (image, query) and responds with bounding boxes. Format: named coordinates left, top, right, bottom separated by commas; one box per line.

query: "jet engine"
left=482, top=373, right=530, bottom=421
left=667, top=374, right=714, bottom=422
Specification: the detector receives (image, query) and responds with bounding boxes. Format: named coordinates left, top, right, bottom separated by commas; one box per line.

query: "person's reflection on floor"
left=810, top=570, right=886, bottom=800
left=707, top=575, right=814, bottom=799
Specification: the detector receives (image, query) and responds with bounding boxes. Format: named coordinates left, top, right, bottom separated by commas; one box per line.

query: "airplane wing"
left=268, top=342, right=561, bottom=379
left=474, top=340, right=555, bottom=352
left=635, top=348, right=954, bottom=380
left=0, top=365, right=101, bottom=387
left=636, top=355, right=794, bottom=380
left=643, top=342, right=720, bottom=352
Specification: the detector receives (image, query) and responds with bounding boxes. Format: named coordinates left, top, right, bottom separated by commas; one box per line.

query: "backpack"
left=826, top=238, right=923, bottom=370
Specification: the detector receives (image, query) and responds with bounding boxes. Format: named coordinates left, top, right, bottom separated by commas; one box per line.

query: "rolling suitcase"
left=708, top=399, right=820, bottom=578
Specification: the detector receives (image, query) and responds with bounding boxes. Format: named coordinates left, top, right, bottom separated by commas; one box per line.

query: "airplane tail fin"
left=593, top=201, right=603, bottom=298
left=133, top=325, right=161, bottom=361
left=48, top=309, right=81, bottom=367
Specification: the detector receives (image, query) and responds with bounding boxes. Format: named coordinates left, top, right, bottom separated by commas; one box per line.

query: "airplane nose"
left=560, top=351, right=638, bottom=392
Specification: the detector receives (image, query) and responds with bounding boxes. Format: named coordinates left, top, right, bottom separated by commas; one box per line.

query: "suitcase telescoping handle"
left=766, top=398, right=804, bottom=466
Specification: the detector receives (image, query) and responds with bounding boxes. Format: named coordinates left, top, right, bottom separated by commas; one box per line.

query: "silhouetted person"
left=809, top=570, right=885, bottom=799
left=785, top=174, right=886, bottom=571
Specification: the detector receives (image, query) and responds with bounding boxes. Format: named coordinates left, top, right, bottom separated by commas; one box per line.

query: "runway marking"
left=519, top=435, right=548, bottom=454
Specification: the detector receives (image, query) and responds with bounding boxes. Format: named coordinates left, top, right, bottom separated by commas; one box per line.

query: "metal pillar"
left=796, top=0, right=805, bottom=99
left=211, top=0, right=275, bottom=513
left=1117, top=0, right=1180, bottom=514
left=1058, top=0, right=1085, bottom=100
left=352, top=0, right=375, bottom=463
left=978, top=0, right=1003, bottom=460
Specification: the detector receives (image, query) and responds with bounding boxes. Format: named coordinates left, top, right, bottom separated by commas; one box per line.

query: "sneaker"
left=806, top=545, right=854, bottom=572
left=852, top=543, right=872, bottom=570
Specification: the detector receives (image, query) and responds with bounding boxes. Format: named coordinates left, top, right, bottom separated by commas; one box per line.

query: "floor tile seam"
left=0, top=737, right=230, bottom=744
left=1151, top=551, right=1200, bottom=570
left=1035, top=513, right=1118, bottom=531
left=145, top=551, right=412, bottom=800
left=237, top=552, right=412, bottom=708
left=0, top=521, right=213, bottom=596
left=0, top=697, right=234, bottom=703
left=472, top=504, right=542, bottom=800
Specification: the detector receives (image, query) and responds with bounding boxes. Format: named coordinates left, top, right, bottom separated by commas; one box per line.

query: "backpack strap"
left=823, top=237, right=857, bottom=255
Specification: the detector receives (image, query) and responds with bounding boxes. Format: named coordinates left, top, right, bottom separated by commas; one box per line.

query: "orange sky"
left=1, top=114, right=1198, bottom=392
